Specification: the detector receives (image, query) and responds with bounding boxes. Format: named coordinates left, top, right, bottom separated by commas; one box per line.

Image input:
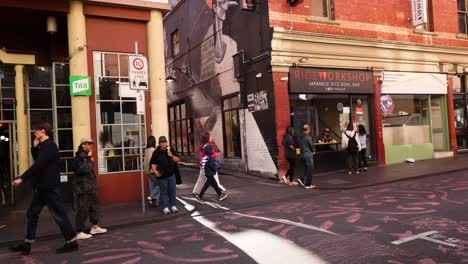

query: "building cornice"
left=85, top=0, right=170, bottom=12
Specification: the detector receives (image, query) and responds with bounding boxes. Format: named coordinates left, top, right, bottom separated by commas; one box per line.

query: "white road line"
left=391, top=231, right=457, bottom=247
left=177, top=198, right=329, bottom=264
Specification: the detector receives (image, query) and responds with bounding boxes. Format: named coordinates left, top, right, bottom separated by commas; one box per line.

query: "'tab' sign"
left=129, top=55, right=149, bottom=90
left=412, top=0, right=427, bottom=26
left=70, top=76, right=91, bottom=96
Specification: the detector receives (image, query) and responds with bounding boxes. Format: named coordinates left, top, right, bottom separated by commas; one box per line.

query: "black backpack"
left=345, top=132, right=359, bottom=153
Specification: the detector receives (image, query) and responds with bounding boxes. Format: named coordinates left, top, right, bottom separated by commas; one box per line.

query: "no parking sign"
left=129, top=55, right=148, bottom=90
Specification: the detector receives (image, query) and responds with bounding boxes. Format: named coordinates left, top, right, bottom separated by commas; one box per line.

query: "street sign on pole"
left=129, top=55, right=149, bottom=90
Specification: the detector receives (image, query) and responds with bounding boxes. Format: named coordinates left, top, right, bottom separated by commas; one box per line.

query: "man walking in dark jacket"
left=298, top=125, right=316, bottom=189
left=197, top=144, right=227, bottom=202
left=72, top=138, right=107, bottom=240
left=9, top=122, right=78, bottom=255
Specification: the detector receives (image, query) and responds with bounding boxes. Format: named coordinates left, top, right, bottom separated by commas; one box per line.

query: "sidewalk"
left=313, top=155, right=468, bottom=190
left=0, top=167, right=200, bottom=248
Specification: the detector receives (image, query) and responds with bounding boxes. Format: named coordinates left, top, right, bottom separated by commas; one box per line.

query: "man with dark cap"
left=10, top=122, right=78, bottom=255
left=150, top=136, right=180, bottom=214
left=72, top=137, right=107, bottom=240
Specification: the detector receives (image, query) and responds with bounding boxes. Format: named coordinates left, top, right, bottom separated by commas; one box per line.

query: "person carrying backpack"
left=341, top=123, right=361, bottom=174
left=197, top=144, right=227, bottom=202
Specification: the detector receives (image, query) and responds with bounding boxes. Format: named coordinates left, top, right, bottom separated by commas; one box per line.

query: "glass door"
left=454, top=95, right=468, bottom=150
left=430, top=95, right=449, bottom=152
left=351, top=95, right=374, bottom=160
left=0, top=121, right=17, bottom=206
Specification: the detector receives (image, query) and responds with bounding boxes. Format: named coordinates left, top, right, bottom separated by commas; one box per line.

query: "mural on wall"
left=164, top=0, right=278, bottom=174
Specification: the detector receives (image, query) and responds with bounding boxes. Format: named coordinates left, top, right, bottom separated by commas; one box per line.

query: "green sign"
left=70, top=76, right=91, bottom=96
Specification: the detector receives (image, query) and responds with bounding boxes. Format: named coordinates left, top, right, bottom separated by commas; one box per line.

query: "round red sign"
left=133, top=58, right=144, bottom=70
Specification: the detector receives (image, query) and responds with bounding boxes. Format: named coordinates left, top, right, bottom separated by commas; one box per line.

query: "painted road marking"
left=391, top=231, right=458, bottom=247
left=177, top=198, right=329, bottom=264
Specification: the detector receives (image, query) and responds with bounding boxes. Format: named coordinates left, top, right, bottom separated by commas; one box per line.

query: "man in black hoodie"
left=10, top=122, right=78, bottom=255
left=150, top=136, right=180, bottom=214
left=72, top=138, right=107, bottom=240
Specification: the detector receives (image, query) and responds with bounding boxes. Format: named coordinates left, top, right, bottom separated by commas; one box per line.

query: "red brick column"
left=447, top=76, right=457, bottom=153
left=373, top=76, right=385, bottom=165
left=273, top=72, right=291, bottom=177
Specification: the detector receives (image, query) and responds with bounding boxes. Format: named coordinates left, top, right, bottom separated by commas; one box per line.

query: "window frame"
left=221, top=93, right=242, bottom=159
left=310, top=0, right=332, bottom=19
left=93, top=51, right=146, bottom=174
left=171, top=29, right=180, bottom=58
left=168, top=101, right=194, bottom=156
left=458, top=0, right=468, bottom=34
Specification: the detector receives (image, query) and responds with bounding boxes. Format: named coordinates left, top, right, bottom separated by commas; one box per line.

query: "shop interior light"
left=4, top=138, right=8, bottom=142
left=299, top=58, right=308, bottom=62
left=47, top=16, right=57, bottom=34
left=0, top=136, right=5, bottom=141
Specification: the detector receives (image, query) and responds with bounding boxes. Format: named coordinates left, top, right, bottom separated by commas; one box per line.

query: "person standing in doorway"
left=144, top=136, right=159, bottom=206
left=298, top=125, right=316, bottom=189
left=72, top=138, right=107, bottom=240
left=341, top=123, right=362, bottom=174
left=150, top=136, right=180, bottom=215
left=9, top=122, right=78, bottom=255
left=193, top=133, right=225, bottom=198
left=282, top=127, right=298, bottom=186
left=357, top=125, right=368, bottom=172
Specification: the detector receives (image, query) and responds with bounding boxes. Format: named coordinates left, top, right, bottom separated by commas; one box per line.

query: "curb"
left=315, top=167, right=468, bottom=190
left=0, top=201, right=198, bottom=249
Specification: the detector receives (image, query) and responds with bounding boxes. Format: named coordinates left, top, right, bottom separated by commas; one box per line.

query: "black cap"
left=158, top=136, right=168, bottom=143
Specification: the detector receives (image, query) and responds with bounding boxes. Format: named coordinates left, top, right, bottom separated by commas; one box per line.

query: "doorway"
left=0, top=121, right=17, bottom=207
left=430, top=95, right=449, bottom=152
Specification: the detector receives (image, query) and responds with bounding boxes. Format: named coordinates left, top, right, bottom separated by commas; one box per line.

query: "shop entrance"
left=430, top=96, right=449, bottom=152
left=0, top=121, right=17, bottom=207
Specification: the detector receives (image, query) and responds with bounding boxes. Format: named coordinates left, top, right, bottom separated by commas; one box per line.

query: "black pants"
left=346, top=151, right=359, bottom=172
left=285, top=158, right=296, bottom=182
left=199, top=174, right=222, bottom=198
left=359, top=148, right=368, bottom=169
left=26, top=188, right=76, bottom=242
left=75, top=192, right=100, bottom=232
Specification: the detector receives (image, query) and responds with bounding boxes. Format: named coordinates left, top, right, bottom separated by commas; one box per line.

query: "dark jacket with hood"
left=72, top=146, right=97, bottom=195
left=20, top=138, right=61, bottom=191
left=282, top=130, right=297, bottom=160
left=150, top=146, right=180, bottom=179
left=202, top=144, right=217, bottom=177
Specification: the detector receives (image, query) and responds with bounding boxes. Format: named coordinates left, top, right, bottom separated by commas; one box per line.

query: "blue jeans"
left=147, top=173, right=160, bottom=200
left=302, top=156, right=314, bottom=186
left=26, top=188, right=76, bottom=242
left=158, top=175, right=176, bottom=209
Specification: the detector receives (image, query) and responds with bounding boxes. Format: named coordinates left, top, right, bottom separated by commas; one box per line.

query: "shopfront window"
left=94, top=52, right=146, bottom=174
left=289, top=94, right=374, bottom=159
left=168, top=102, right=194, bottom=155
left=454, top=75, right=468, bottom=150
left=222, top=94, right=241, bottom=158
left=381, top=95, right=430, bottom=146
left=0, top=65, right=15, bottom=121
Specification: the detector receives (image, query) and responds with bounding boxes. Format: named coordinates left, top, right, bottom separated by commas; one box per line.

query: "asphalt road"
left=1, top=171, right=468, bottom=264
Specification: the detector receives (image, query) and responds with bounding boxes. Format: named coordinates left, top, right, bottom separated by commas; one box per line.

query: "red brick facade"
left=270, top=0, right=468, bottom=172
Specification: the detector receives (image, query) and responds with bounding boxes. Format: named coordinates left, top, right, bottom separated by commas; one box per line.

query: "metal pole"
left=135, top=40, right=146, bottom=214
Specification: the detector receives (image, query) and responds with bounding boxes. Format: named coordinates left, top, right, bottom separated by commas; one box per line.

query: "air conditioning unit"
left=287, top=0, right=304, bottom=7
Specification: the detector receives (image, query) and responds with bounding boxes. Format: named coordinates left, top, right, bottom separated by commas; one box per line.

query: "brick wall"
left=273, top=72, right=291, bottom=176
left=269, top=0, right=466, bottom=47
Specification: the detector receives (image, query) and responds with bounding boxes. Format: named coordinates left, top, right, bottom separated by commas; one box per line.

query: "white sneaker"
left=76, top=232, right=92, bottom=240
left=90, top=226, right=107, bottom=235
left=297, top=179, right=305, bottom=187
left=163, top=208, right=171, bottom=214
left=219, top=185, right=227, bottom=192
left=305, top=185, right=316, bottom=189
left=170, top=206, right=179, bottom=213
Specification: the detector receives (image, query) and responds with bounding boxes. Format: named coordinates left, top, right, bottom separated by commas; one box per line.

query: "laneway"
left=1, top=171, right=468, bottom=263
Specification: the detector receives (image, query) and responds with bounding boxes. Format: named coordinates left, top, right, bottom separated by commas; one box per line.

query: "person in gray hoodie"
left=298, top=125, right=316, bottom=189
